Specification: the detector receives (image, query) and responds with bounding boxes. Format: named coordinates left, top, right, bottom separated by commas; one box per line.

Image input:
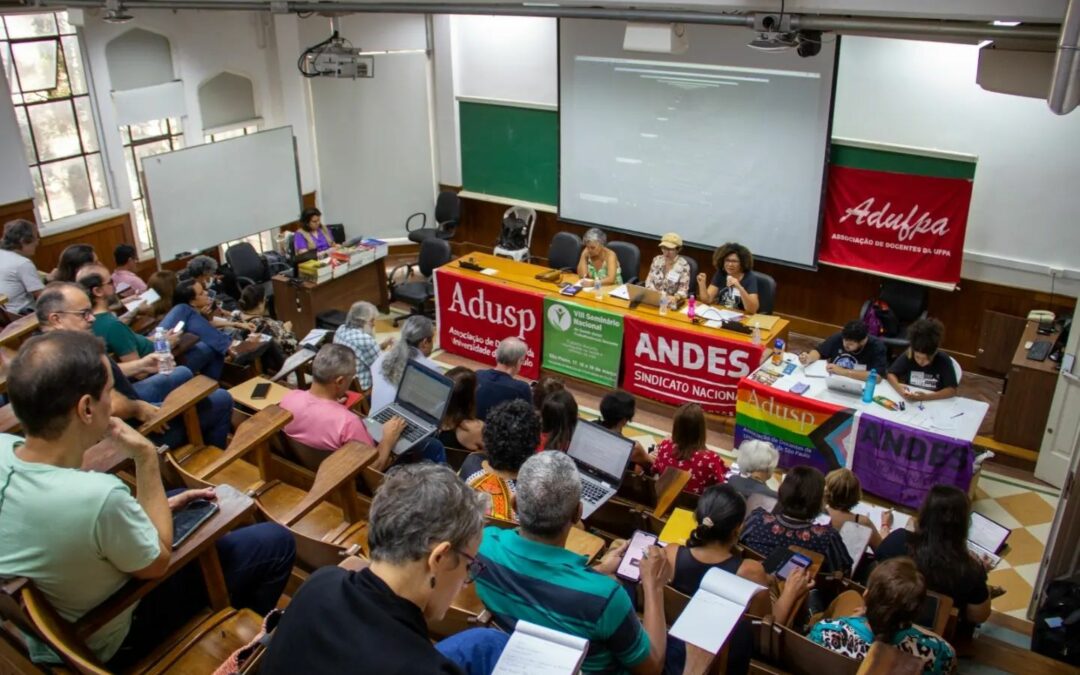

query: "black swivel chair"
left=389, top=238, right=452, bottom=326
left=753, top=270, right=777, bottom=315
left=547, top=232, right=583, bottom=271
left=680, top=255, right=699, bottom=292
left=405, top=191, right=461, bottom=244
left=225, top=242, right=290, bottom=293
left=608, top=241, right=641, bottom=285
left=859, top=279, right=929, bottom=354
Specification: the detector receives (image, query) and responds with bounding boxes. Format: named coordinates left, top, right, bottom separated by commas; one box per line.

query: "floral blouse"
left=738, top=508, right=853, bottom=575
left=808, top=616, right=957, bottom=674
left=644, top=255, right=691, bottom=299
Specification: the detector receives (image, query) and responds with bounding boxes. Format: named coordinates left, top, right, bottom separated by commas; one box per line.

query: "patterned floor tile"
left=971, top=499, right=1024, bottom=530
left=1025, top=522, right=1053, bottom=546
left=974, top=478, right=1029, bottom=499
left=996, top=492, right=1057, bottom=527
left=987, top=567, right=1034, bottom=613
left=1010, top=563, right=1042, bottom=587
left=1002, top=528, right=1047, bottom=567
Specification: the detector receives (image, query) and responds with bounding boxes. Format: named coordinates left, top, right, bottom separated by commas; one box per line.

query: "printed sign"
left=434, top=268, right=544, bottom=379
left=542, top=298, right=624, bottom=387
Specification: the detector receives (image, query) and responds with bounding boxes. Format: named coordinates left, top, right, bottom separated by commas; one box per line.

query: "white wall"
left=0, top=68, right=34, bottom=207
left=451, top=15, right=558, bottom=106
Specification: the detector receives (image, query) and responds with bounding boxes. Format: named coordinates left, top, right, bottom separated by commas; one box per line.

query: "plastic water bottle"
left=771, top=338, right=785, bottom=366
left=153, top=327, right=175, bottom=374
left=751, top=322, right=762, bottom=346
left=687, top=294, right=696, bottom=320
left=658, top=291, right=669, bottom=316
left=862, top=370, right=878, bottom=403
left=593, top=275, right=603, bottom=299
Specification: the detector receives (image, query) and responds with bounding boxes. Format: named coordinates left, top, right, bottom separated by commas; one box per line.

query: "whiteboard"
left=143, top=126, right=301, bottom=262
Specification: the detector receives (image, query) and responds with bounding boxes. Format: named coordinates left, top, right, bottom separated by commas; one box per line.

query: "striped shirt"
left=476, top=527, right=650, bottom=673
left=333, top=326, right=381, bottom=390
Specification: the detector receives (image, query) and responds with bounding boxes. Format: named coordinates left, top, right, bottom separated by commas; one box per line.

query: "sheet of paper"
left=298, top=328, right=329, bottom=348
left=851, top=503, right=912, bottom=533
left=839, top=521, right=873, bottom=574
left=699, top=566, right=765, bottom=607
left=481, top=268, right=499, bottom=276
left=608, top=284, right=631, bottom=300
left=804, top=360, right=828, bottom=378
left=670, top=568, right=765, bottom=655
left=492, top=621, right=587, bottom=675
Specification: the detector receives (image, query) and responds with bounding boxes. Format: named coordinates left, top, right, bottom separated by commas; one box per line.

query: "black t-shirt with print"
left=710, top=271, right=759, bottom=310
left=817, top=333, right=889, bottom=375
left=888, top=351, right=958, bottom=392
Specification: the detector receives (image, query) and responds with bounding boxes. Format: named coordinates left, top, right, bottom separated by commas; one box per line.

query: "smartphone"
left=790, top=382, right=810, bottom=395
left=616, top=530, right=658, bottom=582
left=172, top=499, right=219, bottom=549
left=776, top=552, right=812, bottom=580
left=171, top=320, right=186, bottom=334
left=251, top=382, right=272, bottom=400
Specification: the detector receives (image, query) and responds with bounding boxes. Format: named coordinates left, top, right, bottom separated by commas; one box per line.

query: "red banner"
left=819, top=165, right=972, bottom=288
left=434, top=268, right=543, bottom=380
left=620, top=316, right=765, bottom=416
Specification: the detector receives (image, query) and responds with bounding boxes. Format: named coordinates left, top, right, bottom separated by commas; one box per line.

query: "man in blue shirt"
left=475, top=337, right=533, bottom=421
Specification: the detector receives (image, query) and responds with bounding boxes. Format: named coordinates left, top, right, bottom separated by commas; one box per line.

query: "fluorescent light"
left=992, top=20, right=1021, bottom=27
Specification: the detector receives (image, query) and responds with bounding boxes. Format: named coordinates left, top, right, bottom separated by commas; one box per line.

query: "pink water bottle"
left=687, top=294, right=696, bottom=320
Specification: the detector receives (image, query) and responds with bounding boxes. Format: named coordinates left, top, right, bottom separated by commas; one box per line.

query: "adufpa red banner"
left=621, top=316, right=765, bottom=416
left=434, top=268, right=544, bottom=380
left=819, top=165, right=972, bottom=289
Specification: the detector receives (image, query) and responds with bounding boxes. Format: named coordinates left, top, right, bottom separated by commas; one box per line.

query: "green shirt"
left=476, top=526, right=650, bottom=673
left=93, top=310, right=153, bottom=359
left=0, top=435, right=161, bottom=663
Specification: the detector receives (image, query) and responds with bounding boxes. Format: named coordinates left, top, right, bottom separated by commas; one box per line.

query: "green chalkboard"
left=459, top=100, right=558, bottom=206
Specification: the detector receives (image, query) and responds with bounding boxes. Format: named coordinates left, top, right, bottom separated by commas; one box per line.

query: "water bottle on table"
left=593, top=275, right=603, bottom=299
left=687, top=294, right=696, bottom=320
left=771, top=338, right=785, bottom=366
left=862, top=370, right=878, bottom=403
left=658, top=290, right=669, bottom=316
left=154, top=327, right=175, bottom=374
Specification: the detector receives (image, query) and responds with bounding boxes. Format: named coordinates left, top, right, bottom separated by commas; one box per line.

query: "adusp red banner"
left=434, top=267, right=543, bottom=380
left=819, top=165, right=972, bottom=288
left=620, top=316, right=765, bottom=416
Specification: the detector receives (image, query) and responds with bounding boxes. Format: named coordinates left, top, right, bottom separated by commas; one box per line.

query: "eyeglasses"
left=456, top=549, right=486, bottom=584
left=54, top=308, right=94, bottom=320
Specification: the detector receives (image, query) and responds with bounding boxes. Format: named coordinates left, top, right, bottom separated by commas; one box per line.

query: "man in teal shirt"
left=78, top=263, right=167, bottom=362
left=475, top=451, right=670, bottom=674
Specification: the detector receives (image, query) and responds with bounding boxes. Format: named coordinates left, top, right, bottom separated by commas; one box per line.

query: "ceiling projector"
left=299, top=27, right=374, bottom=79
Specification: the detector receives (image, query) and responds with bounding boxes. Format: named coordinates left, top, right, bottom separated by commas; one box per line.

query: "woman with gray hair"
left=576, top=227, right=623, bottom=285
left=369, top=314, right=439, bottom=412
left=333, top=300, right=389, bottom=390
left=185, top=255, right=218, bottom=291
left=0, top=219, right=44, bottom=314
left=727, top=439, right=780, bottom=500
left=261, top=463, right=509, bottom=675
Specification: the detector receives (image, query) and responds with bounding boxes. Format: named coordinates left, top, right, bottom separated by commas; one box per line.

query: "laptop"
left=566, top=421, right=635, bottom=519
left=365, top=359, right=454, bottom=456
left=825, top=373, right=864, bottom=397
left=626, top=284, right=684, bottom=310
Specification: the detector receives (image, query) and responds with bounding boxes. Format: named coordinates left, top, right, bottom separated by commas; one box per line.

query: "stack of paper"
left=670, top=567, right=765, bottom=654
left=492, top=621, right=589, bottom=675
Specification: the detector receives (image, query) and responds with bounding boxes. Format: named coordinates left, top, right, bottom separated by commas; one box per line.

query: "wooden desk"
left=229, top=376, right=291, bottom=411
left=994, top=321, right=1059, bottom=451
left=272, top=259, right=389, bottom=337
left=0, top=313, right=38, bottom=348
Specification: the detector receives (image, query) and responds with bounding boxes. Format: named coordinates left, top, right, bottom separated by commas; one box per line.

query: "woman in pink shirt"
left=112, top=244, right=147, bottom=294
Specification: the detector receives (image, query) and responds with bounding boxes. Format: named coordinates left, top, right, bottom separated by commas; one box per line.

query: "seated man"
left=111, top=243, right=147, bottom=295
left=0, top=330, right=294, bottom=667
left=36, top=283, right=233, bottom=449
left=886, top=318, right=958, bottom=402
left=279, top=344, right=445, bottom=469
left=475, top=337, right=532, bottom=421
left=0, top=219, right=44, bottom=315
left=77, top=264, right=218, bottom=376
left=798, top=319, right=888, bottom=382
left=475, top=451, right=670, bottom=674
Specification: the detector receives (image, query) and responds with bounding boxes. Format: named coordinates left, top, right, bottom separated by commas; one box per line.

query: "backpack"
left=863, top=299, right=900, bottom=338
left=1032, top=577, right=1080, bottom=665
left=496, top=215, right=528, bottom=251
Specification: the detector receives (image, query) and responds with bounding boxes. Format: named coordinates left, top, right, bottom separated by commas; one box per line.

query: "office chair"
left=860, top=279, right=929, bottom=354
left=609, top=241, right=641, bottom=285
left=547, top=232, right=583, bottom=271
left=389, top=238, right=451, bottom=326
left=680, top=255, right=699, bottom=292
left=225, top=242, right=289, bottom=294
left=493, top=206, right=536, bottom=262
left=753, top=270, right=777, bottom=314
left=405, top=191, right=460, bottom=244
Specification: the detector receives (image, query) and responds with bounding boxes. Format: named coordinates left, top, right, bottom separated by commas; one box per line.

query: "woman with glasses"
left=696, top=241, right=760, bottom=314
left=261, top=463, right=508, bottom=675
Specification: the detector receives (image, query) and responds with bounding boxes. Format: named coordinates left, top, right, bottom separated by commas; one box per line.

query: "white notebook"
left=670, top=567, right=765, bottom=654
left=492, top=620, right=589, bottom=675
left=851, top=502, right=912, bottom=533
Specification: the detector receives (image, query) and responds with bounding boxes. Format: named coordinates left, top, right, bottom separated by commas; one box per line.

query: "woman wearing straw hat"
left=644, top=232, right=692, bottom=300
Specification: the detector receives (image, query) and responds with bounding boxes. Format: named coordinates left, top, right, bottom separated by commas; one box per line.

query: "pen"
left=951, top=412, right=964, bottom=419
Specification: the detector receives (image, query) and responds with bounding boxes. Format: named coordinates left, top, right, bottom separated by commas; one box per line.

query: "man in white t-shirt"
left=0, top=219, right=44, bottom=314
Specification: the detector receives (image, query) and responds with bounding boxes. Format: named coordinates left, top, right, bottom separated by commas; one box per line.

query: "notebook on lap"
left=567, top=421, right=635, bottom=519
left=366, top=359, right=453, bottom=456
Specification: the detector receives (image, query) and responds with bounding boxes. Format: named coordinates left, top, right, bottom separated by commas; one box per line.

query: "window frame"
left=120, top=116, right=184, bottom=254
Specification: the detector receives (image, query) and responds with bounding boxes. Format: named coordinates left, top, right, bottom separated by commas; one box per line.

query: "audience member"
left=824, top=468, right=891, bottom=551
left=458, top=399, right=540, bottom=521
left=739, top=466, right=853, bottom=574
left=643, top=232, right=691, bottom=300
left=808, top=558, right=957, bottom=673
left=876, top=485, right=993, bottom=626
left=146, top=270, right=178, bottom=319
left=78, top=264, right=183, bottom=365
left=475, top=337, right=532, bottom=421
left=370, top=315, right=438, bottom=412
left=160, top=280, right=252, bottom=378
left=727, top=440, right=779, bottom=500
left=476, top=451, right=669, bottom=674
left=111, top=243, right=147, bottom=294
left=439, top=366, right=485, bottom=452
left=185, top=255, right=219, bottom=296
left=799, top=319, right=888, bottom=381
left=887, top=318, right=958, bottom=402
left=696, top=242, right=759, bottom=313
left=0, top=219, right=43, bottom=314
left=0, top=330, right=294, bottom=667
left=52, top=243, right=97, bottom=282
left=231, top=284, right=295, bottom=373
left=530, top=376, right=565, bottom=410
left=598, top=390, right=653, bottom=468
left=539, top=388, right=577, bottom=451
left=261, top=463, right=507, bottom=675
left=653, top=403, right=727, bottom=495
left=36, top=283, right=233, bottom=449
left=333, top=300, right=386, bottom=391
left=292, top=207, right=333, bottom=254
left=576, top=227, right=623, bottom=285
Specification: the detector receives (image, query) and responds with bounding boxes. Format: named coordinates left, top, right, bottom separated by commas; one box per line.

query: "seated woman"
left=146, top=270, right=178, bottom=321
left=825, top=468, right=891, bottom=551
left=293, top=207, right=334, bottom=255
left=370, top=315, right=438, bottom=413
left=459, top=399, right=540, bottom=521
left=727, top=439, right=779, bottom=500
left=185, top=255, right=220, bottom=298
left=334, top=300, right=387, bottom=391
left=887, top=318, right=958, bottom=402
left=261, top=464, right=508, bottom=675
left=539, top=388, right=577, bottom=451
left=876, top=485, right=993, bottom=628
left=598, top=390, right=653, bottom=469
left=695, top=242, right=760, bottom=314
left=740, top=466, right=853, bottom=574
left=576, top=227, right=622, bottom=286
left=51, top=243, right=97, bottom=282
left=653, top=403, right=727, bottom=495
left=232, top=284, right=297, bottom=374
left=808, top=558, right=957, bottom=674
left=160, top=280, right=236, bottom=379
left=644, top=232, right=691, bottom=300
left=531, top=375, right=565, bottom=410
left=439, top=366, right=485, bottom=452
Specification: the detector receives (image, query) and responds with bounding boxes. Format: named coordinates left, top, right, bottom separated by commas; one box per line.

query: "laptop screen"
left=396, top=360, right=452, bottom=423
left=567, top=421, right=634, bottom=482
left=968, top=511, right=1010, bottom=554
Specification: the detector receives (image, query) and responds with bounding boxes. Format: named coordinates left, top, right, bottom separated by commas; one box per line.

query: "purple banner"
left=852, top=413, right=975, bottom=509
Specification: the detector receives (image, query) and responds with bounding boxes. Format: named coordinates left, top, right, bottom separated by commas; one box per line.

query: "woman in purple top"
left=293, top=207, right=334, bottom=254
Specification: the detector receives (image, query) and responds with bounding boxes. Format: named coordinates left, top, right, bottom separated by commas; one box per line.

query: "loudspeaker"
left=623, top=22, right=689, bottom=55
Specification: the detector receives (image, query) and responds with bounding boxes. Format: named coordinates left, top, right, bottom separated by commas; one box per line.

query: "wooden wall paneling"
left=976, top=310, right=1029, bottom=375
left=0, top=199, right=36, bottom=228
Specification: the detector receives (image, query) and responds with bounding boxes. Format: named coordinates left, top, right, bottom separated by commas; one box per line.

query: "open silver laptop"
left=627, top=284, right=684, bottom=310
left=567, top=421, right=635, bottom=519
left=825, top=373, right=865, bottom=397
left=366, top=359, right=453, bottom=456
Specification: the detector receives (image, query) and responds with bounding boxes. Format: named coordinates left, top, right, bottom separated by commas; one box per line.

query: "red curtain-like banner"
left=819, top=165, right=972, bottom=288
